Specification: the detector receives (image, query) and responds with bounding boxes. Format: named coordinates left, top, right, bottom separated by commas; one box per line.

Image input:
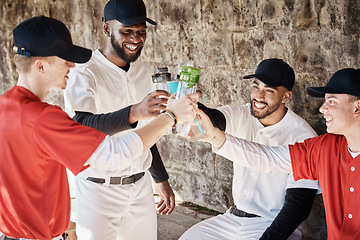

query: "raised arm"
left=73, top=106, right=135, bottom=135
left=73, top=90, right=175, bottom=214
left=87, top=93, right=199, bottom=172
left=190, top=109, right=293, bottom=174
left=134, top=93, right=198, bottom=150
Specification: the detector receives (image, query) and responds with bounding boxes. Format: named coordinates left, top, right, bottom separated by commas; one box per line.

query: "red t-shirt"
left=0, top=86, right=106, bottom=240
left=289, top=133, right=360, bottom=240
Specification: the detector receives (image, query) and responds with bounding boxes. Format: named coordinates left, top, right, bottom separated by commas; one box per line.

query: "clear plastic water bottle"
left=152, top=67, right=178, bottom=134
left=152, top=67, right=171, bottom=92
left=174, top=65, right=201, bottom=136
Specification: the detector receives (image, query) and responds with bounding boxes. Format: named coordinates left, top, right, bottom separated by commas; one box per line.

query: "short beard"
left=111, top=34, right=142, bottom=63
left=250, top=98, right=281, bottom=119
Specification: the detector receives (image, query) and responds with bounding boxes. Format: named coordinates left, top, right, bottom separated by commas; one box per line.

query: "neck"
left=100, top=44, right=128, bottom=67
left=344, top=128, right=360, bottom=152
left=17, top=74, right=49, bottom=101
left=258, top=106, right=287, bottom=127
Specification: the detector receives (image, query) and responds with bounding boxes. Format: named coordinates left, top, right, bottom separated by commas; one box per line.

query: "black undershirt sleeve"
left=198, top=102, right=226, bottom=131
left=259, top=188, right=317, bottom=240
left=73, top=106, right=169, bottom=183
left=73, top=106, right=135, bottom=135
left=149, top=145, right=169, bottom=183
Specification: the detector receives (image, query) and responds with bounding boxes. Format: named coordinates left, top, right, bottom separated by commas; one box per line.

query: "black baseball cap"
left=12, top=16, right=92, bottom=63
left=243, top=59, right=295, bottom=91
left=102, top=0, right=157, bottom=25
left=307, top=68, right=360, bottom=98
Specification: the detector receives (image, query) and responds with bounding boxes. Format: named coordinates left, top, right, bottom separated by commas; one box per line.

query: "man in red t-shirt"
left=192, top=68, right=360, bottom=240
left=0, top=16, right=198, bottom=240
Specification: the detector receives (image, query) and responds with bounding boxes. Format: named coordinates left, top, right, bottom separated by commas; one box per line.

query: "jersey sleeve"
left=73, top=106, right=134, bottom=135
left=85, top=133, right=144, bottom=174
left=285, top=128, right=320, bottom=191
left=33, top=106, right=106, bottom=175
left=215, top=133, right=293, bottom=173
left=64, top=66, right=97, bottom=117
left=289, top=136, right=321, bottom=181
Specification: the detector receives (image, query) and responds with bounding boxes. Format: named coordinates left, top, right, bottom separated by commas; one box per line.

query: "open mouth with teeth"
left=324, top=116, right=333, bottom=124
left=253, top=101, right=267, bottom=110
left=124, top=43, right=141, bottom=52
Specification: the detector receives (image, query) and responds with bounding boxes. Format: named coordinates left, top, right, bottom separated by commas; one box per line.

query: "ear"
left=354, top=99, right=360, bottom=115
left=34, top=58, right=45, bottom=73
left=282, top=91, right=292, bottom=103
left=104, top=23, right=111, bottom=37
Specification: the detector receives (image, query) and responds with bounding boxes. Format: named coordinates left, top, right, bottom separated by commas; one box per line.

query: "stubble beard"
left=111, top=34, right=143, bottom=63
left=250, top=98, right=282, bottom=119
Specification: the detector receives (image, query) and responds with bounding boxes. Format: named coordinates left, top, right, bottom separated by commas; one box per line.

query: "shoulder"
left=285, top=109, right=317, bottom=137
left=307, top=133, right=343, bottom=143
left=296, top=133, right=343, bottom=150
left=71, top=50, right=108, bottom=75
left=37, top=104, right=70, bottom=120
left=21, top=102, right=67, bottom=129
left=217, top=103, right=249, bottom=117
left=131, top=61, right=150, bottom=69
left=129, top=61, right=152, bottom=74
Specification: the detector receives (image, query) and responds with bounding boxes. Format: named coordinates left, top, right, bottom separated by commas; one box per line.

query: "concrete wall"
left=1, top=0, right=359, bottom=239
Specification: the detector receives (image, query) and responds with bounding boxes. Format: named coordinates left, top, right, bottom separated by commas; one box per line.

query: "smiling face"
left=250, top=78, right=292, bottom=126
left=107, top=21, right=147, bottom=63
left=319, top=94, right=358, bottom=135
left=43, top=56, right=75, bottom=90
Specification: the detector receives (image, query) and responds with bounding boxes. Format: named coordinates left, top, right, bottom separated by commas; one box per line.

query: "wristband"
left=161, top=110, right=177, bottom=125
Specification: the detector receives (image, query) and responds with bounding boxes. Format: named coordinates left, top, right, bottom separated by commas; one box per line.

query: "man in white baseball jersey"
left=193, top=68, right=360, bottom=239
left=180, top=59, right=320, bottom=240
left=64, top=0, right=175, bottom=239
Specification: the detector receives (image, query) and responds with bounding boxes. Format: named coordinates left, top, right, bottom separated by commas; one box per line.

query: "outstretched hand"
left=167, top=92, right=200, bottom=124
left=188, top=109, right=218, bottom=142
left=129, top=90, right=171, bottom=123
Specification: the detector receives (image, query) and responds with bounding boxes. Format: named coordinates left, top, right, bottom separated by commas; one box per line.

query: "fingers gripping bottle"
left=174, top=65, right=201, bottom=136
left=151, top=67, right=178, bottom=134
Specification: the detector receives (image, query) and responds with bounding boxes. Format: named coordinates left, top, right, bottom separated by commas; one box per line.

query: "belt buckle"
left=120, top=175, right=132, bottom=185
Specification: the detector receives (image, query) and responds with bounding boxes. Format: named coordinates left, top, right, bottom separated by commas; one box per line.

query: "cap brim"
left=115, top=16, right=157, bottom=26
left=243, top=74, right=281, bottom=87
left=146, top=18, right=157, bottom=25
left=306, top=87, right=344, bottom=98
left=59, top=45, right=92, bottom=64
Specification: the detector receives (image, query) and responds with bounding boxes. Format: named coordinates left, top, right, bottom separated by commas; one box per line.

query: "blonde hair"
left=13, top=54, right=36, bottom=73
left=13, top=55, right=55, bottom=73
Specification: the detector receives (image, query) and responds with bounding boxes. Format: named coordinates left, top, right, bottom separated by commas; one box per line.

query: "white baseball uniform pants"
left=179, top=209, right=302, bottom=240
left=75, top=172, right=157, bottom=240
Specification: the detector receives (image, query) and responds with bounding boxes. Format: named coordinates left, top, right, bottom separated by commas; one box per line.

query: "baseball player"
left=0, top=15, right=197, bottom=240
left=181, top=59, right=320, bottom=240
left=192, top=68, right=360, bottom=240
left=63, top=0, right=176, bottom=239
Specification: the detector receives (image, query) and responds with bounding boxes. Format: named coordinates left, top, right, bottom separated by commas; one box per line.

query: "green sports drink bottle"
left=175, top=66, right=200, bottom=99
